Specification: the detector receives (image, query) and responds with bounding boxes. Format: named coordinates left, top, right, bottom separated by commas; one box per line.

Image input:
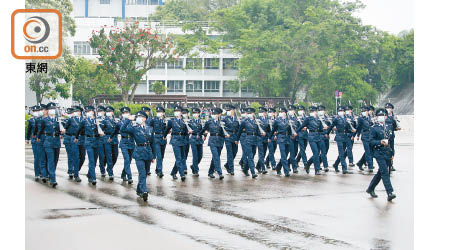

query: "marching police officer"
left=120, top=111, right=154, bottom=201
left=356, top=106, right=374, bottom=172
left=100, top=106, right=120, bottom=180
left=385, top=103, right=400, bottom=171
left=64, top=106, right=84, bottom=182
left=366, top=108, right=396, bottom=201
left=26, top=105, right=42, bottom=181
left=238, top=107, right=248, bottom=169
left=142, top=106, right=154, bottom=176
left=181, top=108, right=191, bottom=175
left=236, top=107, right=263, bottom=178
left=305, top=105, right=331, bottom=171
left=75, top=105, right=103, bottom=185
left=200, top=108, right=226, bottom=179
left=295, top=105, right=308, bottom=167
left=327, top=106, right=355, bottom=174
left=222, top=104, right=239, bottom=175
left=149, top=106, right=167, bottom=178
left=36, top=104, right=48, bottom=182
left=164, top=105, right=189, bottom=181
left=287, top=105, right=300, bottom=172
left=37, top=102, right=64, bottom=187
left=189, top=107, right=204, bottom=176
left=297, top=106, right=326, bottom=175
left=62, top=108, right=75, bottom=179
left=256, top=107, right=270, bottom=174
left=96, top=105, right=107, bottom=177
left=269, top=107, right=292, bottom=177
left=117, top=107, right=134, bottom=184
left=264, top=107, right=277, bottom=170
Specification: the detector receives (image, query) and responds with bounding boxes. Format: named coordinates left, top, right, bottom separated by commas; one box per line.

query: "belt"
left=210, top=133, right=222, bottom=136
left=277, top=132, right=289, bottom=135
left=191, top=133, right=199, bottom=136
left=65, top=133, right=74, bottom=136
left=154, top=132, right=163, bottom=135
left=44, top=133, right=58, bottom=137
left=136, top=143, right=150, bottom=147
left=172, top=132, right=186, bottom=136
left=246, top=132, right=258, bottom=136
left=309, top=131, right=320, bottom=133
left=85, top=134, right=99, bottom=138
left=121, top=135, right=132, bottom=139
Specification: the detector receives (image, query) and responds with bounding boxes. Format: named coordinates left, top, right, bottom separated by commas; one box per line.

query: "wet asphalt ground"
left=25, top=116, right=413, bottom=250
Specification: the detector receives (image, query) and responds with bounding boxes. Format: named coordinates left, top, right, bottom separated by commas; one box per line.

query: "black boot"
left=366, top=189, right=378, bottom=198
left=387, top=193, right=397, bottom=201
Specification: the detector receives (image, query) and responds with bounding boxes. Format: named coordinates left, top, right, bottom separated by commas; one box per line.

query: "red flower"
left=111, top=48, right=115, bottom=51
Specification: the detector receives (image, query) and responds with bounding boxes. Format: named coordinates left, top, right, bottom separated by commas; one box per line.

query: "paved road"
left=25, top=121, right=413, bottom=250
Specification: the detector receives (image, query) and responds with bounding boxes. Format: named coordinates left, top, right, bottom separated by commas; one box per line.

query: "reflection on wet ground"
left=25, top=135, right=413, bottom=250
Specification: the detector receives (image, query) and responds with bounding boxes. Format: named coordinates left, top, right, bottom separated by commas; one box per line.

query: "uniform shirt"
left=369, top=122, right=393, bottom=159
left=117, top=119, right=135, bottom=149
left=326, top=116, right=351, bottom=142
left=269, top=117, right=292, bottom=144
left=287, top=115, right=300, bottom=136
left=236, top=117, right=263, bottom=146
left=26, top=117, right=39, bottom=143
left=256, top=116, right=270, bottom=142
left=344, top=114, right=357, bottom=136
left=222, top=115, right=240, bottom=142
left=164, top=117, right=188, bottom=146
left=75, top=117, right=101, bottom=148
left=100, top=116, right=120, bottom=144
left=356, top=115, right=372, bottom=140
left=385, top=115, right=399, bottom=139
left=296, top=115, right=308, bottom=139
left=120, top=119, right=153, bottom=160
left=149, top=117, right=167, bottom=145
left=37, top=116, right=62, bottom=148
left=188, top=118, right=204, bottom=145
left=199, top=119, right=225, bottom=147
left=298, top=115, right=324, bottom=142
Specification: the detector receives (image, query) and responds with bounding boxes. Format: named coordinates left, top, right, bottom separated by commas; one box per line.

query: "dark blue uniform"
left=188, top=118, right=204, bottom=174
left=164, top=118, right=189, bottom=178
left=64, top=115, right=86, bottom=178
left=120, top=119, right=153, bottom=195
left=75, top=117, right=101, bottom=183
left=200, top=119, right=226, bottom=176
left=287, top=115, right=300, bottom=171
left=367, top=122, right=394, bottom=194
left=100, top=116, right=120, bottom=177
left=327, top=116, right=353, bottom=172
left=256, top=116, right=270, bottom=172
left=298, top=116, right=325, bottom=173
left=356, top=115, right=374, bottom=170
left=237, top=117, right=263, bottom=176
left=334, top=115, right=356, bottom=166
left=295, top=115, right=308, bottom=166
left=26, top=116, right=41, bottom=178
left=148, top=117, right=167, bottom=175
left=37, top=116, right=62, bottom=184
left=118, top=119, right=135, bottom=181
left=269, top=117, right=293, bottom=176
left=222, top=115, right=239, bottom=173
left=264, top=117, right=277, bottom=169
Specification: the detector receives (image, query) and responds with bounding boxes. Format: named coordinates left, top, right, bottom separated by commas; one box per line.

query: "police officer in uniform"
left=96, top=106, right=107, bottom=177
left=366, top=108, right=396, bottom=201
left=75, top=106, right=103, bottom=185
left=304, top=105, right=331, bottom=171
left=120, top=111, right=154, bottom=201
left=236, top=107, right=263, bottom=178
left=117, top=107, right=134, bottom=184
left=287, top=105, right=300, bottom=172
left=264, top=107, right=277, bottom=170
left=149, top=106, right=167, bottom=178
left=385, top=103, right=400, bottom=171
left=222, top=104, right=239, bottom=175
left=189, top=107, right=204, bottom=176
left=295, top=105, right=308, bottom=167
left=62, top=108, right=75, bottom=179
left=269, top=107, right=292, bottom=177
left=100, top=106, right=120, bottom=180
left=164, top=105, right=189, bottom=181
left=256, top=107, right=270, bottom=174
left=64, top=106, right=84, bottom=182
left=298, top=106, right=326, bottom=175
left=36, top=104, right=48, bottom=182
left=238, top=108, right=248, bottom=169
left=200, top=108, right=226, bottom=179
left=327, top=106, right=355, bottom=174
left=37, top=102, right=64, bottom=187
left=356, top=106, right=374, bottom=172
left=142, top=106, right=154, bottom=176
left=181, top=108, right=191, bottom=175
left=26, top=105, right=42, bottom=181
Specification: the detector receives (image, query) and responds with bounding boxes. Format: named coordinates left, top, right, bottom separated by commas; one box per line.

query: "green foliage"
left=89, top=22, right=176, bottom=103
left=109, top=102, right=174, bottom=117
left=26, top=0, right=76, bottom=37
left=152, top=81, right=166, bottom=95
left=25, top=114, right=31, bottom=134
left=71, top=57, right=119, bottom=104
left=249, top=102, right=261, bottom=110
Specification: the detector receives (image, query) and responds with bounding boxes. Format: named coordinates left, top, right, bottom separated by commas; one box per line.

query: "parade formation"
left=26, top=102, right=400, bottom=202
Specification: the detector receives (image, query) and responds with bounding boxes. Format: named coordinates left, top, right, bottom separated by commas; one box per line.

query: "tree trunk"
left=121, top=89, right=128, bottom=103
left=129, top=81, right=139, bottom=103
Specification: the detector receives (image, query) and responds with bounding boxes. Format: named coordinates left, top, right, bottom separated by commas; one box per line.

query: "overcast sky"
left=352, top=0, right=414, bottom=35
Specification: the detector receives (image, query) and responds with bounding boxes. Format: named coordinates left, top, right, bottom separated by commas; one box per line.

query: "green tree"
left=152, top=81, right=167, bottom=95
left=89, top=22, right=176, bottom=103
left=71, top=57, right=119, bottom=104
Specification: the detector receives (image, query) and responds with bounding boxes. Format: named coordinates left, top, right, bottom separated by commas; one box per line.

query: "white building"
left=68, top=0, right=256, bottom=101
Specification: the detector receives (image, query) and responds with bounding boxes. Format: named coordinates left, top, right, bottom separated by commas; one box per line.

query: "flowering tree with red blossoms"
left=90, top=21, right=177, bottom=103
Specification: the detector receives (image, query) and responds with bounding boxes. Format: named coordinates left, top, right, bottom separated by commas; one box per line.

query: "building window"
left=204, top=81, right=219, bottom=92
left=204, top=58, right=219, bottom=69
left=74, top=41, right=90, bottom=55
left=167, top=80, right=183, bottom=92
left=241, top=85, right=255, bottom=93
left=186, top=80, right=202, bottom=93
left=151, top=59, right=165, bottom=69
left=100, top=0, right=110, bottom=4
left=92, top=47, right=99, bottom=55
left=167, top=58, right=183, bottom=69
left=148, top=80, right=165, bottom=93
left=126, top=0, right=158, bottom=5
left=186, top=58, right=202, bottom=70
left=223, top=81, right=237, bottom=93
left=150, top=0, right=159, bottom=5
left=223, top=58, right=238, bottom=70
